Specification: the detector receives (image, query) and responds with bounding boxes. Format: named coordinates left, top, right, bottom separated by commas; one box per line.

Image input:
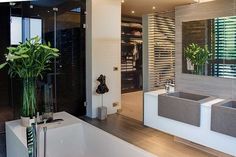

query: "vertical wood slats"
left=147, top=14, right=175, bottom=90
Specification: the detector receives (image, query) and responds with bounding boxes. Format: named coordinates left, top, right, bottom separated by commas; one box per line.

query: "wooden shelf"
left=122, top=25, right=142, bottom=30
left=122, top=34, right=142, bottom=39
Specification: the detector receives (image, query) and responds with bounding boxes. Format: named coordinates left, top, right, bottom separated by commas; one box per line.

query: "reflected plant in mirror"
left=184, top=43, right=211, bottom=75
left=182, top=15, right=236, bottom=78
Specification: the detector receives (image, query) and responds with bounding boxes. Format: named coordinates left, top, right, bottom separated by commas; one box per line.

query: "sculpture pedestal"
left=97, top=106, right=107, bottom=120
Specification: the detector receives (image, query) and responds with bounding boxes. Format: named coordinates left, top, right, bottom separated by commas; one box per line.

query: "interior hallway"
left=81, top=114, right=215, bottom=157
left=120, top=91, right=143, bottom=121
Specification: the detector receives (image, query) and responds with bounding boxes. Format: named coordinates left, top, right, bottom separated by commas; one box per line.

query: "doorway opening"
left=120, top=16, right=143, bottom=121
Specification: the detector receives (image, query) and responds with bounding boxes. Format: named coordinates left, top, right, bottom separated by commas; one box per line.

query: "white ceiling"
left=122, top=0, right=196, bottom=17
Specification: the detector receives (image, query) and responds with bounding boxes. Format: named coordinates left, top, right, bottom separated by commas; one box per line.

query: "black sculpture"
left=96, top=75, right=109, bottom=120
left=96, top=75, right=109, bottom=94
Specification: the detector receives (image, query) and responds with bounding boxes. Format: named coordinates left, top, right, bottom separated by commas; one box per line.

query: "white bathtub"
left=6, top=112, right=156, bottom=157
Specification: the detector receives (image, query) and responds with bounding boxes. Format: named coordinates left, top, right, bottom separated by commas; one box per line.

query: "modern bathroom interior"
left=0, top=0, right=236, bottom=157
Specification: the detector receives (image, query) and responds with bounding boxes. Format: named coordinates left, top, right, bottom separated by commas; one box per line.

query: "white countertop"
left=144, top=89, right=225, bottom=108
left=144, top=89, right=166, bottom=96
left=201, top=98, right=224, bottom=107
left=144, top=89, right=236, bottom=156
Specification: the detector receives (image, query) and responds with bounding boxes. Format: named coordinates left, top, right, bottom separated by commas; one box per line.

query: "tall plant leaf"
left=0, top=63, right=7, bottom=69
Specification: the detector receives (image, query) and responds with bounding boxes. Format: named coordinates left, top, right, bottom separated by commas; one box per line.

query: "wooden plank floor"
left=120, top=91, right=143, bottom=121
left=81, top=114, right=215, bottom=157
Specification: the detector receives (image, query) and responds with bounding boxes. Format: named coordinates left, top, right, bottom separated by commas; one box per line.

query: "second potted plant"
left=0, top=36, right=59, bottom=127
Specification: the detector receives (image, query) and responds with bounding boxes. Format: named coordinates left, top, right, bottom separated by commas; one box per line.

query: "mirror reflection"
left=182, top=16, right=236, bottom=78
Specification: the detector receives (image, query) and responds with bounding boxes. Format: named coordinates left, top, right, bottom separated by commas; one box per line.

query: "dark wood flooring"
left=0, top=134, right=6, bottom=157
left=81, top=114, right=215, bottom=157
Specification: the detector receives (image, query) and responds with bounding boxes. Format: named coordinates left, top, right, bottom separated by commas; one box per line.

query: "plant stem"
left=22, top=78, right=37, bottom=117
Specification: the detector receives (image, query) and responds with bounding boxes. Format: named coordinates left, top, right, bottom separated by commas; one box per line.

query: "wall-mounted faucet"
left=165, top=81, right=170, bottom=93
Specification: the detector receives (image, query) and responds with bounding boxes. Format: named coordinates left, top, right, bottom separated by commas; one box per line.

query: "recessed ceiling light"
left=9, top=2, right=15, bottom=6
left=152, top=6, right=156, bottom=10
left=121, top=0, right=125, bottom=3
left=193, top=0, right=215, bottom=3
left=131, top=10, right=135, bottom=14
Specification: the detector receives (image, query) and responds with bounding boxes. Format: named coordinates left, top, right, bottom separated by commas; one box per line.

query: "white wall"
left=86, top=0, right=121, bottom=118
left=142, top=15, right=149, bottom=92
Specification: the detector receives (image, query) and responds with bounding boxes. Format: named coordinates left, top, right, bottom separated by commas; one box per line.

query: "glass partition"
left=0, top=0, right=86, bottom=133
left=0, top=3, right=12, bottom=133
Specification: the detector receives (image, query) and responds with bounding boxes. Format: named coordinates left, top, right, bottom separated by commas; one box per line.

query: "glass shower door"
left=8, top=0, right=86, bottom=121
left=27, top=0, right=86, bottom=116
left=55, top=0, right=86, bottom=116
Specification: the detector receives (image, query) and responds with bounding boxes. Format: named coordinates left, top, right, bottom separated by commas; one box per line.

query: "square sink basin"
left=167, top=92, right=209, bottom=101
left=158, top=92, right=211, bottom=127
left=220, top=101, right=236, bottom=109
left=211, top=100, right=236, bottom=137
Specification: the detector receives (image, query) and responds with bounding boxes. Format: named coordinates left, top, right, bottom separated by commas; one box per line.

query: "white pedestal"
left=97, top=106, right=107, bottom=120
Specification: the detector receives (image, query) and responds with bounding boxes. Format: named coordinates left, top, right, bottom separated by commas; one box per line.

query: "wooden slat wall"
left=175, top=0, right=236, bottom=99
left=146, top=13, right=175, bottom=91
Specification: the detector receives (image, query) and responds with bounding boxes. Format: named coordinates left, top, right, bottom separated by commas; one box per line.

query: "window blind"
left=214, top=16, right=236, bottom=78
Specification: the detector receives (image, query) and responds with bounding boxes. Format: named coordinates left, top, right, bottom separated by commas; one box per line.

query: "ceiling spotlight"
left=152, top=6, right=156, bottom=10
left=9, top=2, right=16, bottom=6
left=121, top=0, right=125, bottom=3
left=131, top=10, right=135, bottom=14
left=193, top=0, right=215, bottom=3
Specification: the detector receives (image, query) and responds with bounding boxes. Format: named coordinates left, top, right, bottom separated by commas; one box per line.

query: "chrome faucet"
left=165, top=80, right=170, bottom=93
left=165, top=79, right=175, bottom=93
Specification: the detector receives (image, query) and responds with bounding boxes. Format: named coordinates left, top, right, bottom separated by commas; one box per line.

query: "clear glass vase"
left=22, top=77, right=37, bottom=118
left=194, top=64, right=205, bottom=75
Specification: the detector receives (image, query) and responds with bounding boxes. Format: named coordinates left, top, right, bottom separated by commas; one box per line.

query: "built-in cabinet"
left=144, top=90, right=236, bottom=156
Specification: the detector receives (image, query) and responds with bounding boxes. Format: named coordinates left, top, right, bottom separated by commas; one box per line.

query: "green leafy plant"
left=0, top=36, right=59, bottom=117
left=184, top=43, right=211, bottom=75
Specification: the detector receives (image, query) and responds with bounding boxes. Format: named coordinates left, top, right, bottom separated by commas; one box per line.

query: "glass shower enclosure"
left=0, top=0, right=86, bottom=133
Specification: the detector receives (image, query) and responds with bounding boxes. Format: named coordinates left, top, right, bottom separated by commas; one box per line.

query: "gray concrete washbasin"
left=211, top=100, right=236, bottom=137
left=167, top=92, right=209, bottom=101
left=158, top=91, right=211, bottom=127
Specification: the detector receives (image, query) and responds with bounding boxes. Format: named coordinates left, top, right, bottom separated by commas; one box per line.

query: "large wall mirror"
left=182, top=15, right=236, bottom=78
